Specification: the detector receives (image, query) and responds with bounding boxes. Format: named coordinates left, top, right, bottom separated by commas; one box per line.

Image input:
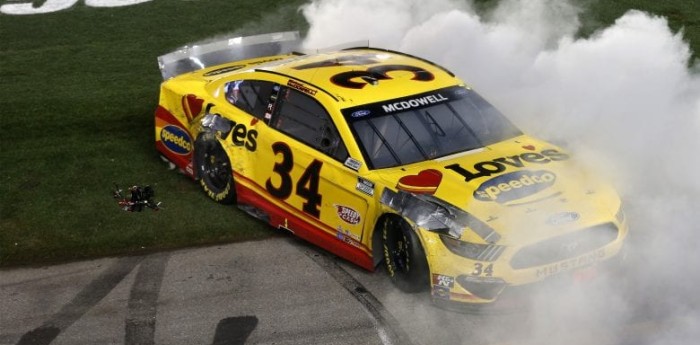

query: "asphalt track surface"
left=1, top=236, right=695, bottom=345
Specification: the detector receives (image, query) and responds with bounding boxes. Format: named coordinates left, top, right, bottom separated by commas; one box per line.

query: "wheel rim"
left=203, top=150, right=230, bottom=190
left=391, top=233, right=411, bottom=274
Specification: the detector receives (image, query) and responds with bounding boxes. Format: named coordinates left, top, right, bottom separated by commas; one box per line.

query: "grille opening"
left=510, top=223, right=618, bottom=269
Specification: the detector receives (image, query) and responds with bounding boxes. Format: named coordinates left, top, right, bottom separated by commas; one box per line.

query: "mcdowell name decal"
left=382, top=93, right=448, bottom=113
left=287, top=79, right=317, bottom=96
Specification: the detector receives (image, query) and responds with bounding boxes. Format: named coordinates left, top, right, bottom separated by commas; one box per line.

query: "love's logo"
left=396, top=169, right=443, bottom=195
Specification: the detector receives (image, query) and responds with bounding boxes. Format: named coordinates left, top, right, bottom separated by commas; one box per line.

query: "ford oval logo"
left=351, top=110, right=371, bottom=118
left=160, top=125, right=193, bottom=155
left=547, top=212, right=581, bottom=225
left=474, top=170, right=556, bottom=203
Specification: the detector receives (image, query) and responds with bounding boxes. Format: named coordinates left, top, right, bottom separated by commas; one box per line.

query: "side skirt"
left=234, top=173, right=375, bottom=271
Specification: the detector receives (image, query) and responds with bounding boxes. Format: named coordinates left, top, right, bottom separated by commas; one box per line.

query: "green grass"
left=0, top=0, right=309, bottom=266
left=1, top=0, right=698, bottom=267
left=580, top=0, right=700, bottom=61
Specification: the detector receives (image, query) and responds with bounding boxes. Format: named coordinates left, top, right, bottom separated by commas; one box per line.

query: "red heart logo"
left=182, top=94, right=204, bottom=122
left=397, top=169, right=443, bottom=195
left=522, top=144, right=536, bottom=151
left=250, top=118, right=259, bottom=126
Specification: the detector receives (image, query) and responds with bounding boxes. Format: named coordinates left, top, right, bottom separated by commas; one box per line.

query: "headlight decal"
left=463, top=213, right=501, bottom=243
left=440, top=234, right=506, bottom=261
left=477, top=242, right=507, bottom=261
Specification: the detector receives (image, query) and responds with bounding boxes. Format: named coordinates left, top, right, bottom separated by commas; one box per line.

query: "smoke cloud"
left=301, top=0, right=699, bottom=344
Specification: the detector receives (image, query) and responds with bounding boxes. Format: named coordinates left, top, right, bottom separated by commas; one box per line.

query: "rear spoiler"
left=157, top=31, right=302, bottom=80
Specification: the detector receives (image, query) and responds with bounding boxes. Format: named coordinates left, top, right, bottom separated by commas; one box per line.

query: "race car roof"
left=254, top=48, right=462, bottom=107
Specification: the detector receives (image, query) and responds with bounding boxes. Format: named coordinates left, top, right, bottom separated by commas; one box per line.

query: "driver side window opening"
left=224, top=80, right=276, bottom=120
left=271, top=87, right=348, bottom=162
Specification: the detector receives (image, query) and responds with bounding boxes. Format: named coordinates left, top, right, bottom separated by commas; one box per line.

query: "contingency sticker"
left=356, top=177, right=375, bottom=196
left=335, top=205, right=361, bottom=225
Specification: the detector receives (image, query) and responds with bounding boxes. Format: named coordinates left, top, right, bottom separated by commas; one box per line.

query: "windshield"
left=342, top=86, right=522, bottom=169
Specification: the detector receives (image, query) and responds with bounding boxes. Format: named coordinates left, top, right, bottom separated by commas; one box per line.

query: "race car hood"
left=375, top=135, right=622, bottom=246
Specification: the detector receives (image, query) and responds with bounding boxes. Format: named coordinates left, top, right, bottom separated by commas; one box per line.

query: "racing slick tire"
left=195, top=133, right=236, bottom=204
left=382, top=216, right=430, bottom=293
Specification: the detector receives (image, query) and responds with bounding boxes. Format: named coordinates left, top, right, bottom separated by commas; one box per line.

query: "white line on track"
left=303, top=248, right=418, bottom=345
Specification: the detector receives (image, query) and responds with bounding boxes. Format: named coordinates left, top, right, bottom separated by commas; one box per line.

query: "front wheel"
left=382, top=216, right=429, bottom=293
left=195, top=134, right=236, bottom=204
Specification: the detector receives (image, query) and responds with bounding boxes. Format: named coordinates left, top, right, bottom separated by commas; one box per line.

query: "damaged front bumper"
left=425, top=228, right=628, bottom=311
left=379, top=187, right=629, bottom=310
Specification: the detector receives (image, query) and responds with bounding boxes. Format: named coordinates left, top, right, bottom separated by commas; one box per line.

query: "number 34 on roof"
left=1, top=0, right=152, bottom=15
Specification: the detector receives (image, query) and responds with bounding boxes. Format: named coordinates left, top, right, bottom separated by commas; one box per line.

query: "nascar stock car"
left=155, top=32, right=628, bottom=307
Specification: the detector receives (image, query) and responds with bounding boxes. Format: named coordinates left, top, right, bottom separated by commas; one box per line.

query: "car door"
left=256, top=85, right=370, bottom=248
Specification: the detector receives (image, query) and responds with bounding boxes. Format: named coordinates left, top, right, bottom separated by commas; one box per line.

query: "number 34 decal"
left=265, top=142, right=323, bottom=218
left=472, top=263, right=494, bottom=277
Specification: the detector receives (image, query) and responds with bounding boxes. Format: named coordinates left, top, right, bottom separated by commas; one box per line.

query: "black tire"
left=382, top=216, right=430, bottom=293
left=195, top=134, right=236, bottom=204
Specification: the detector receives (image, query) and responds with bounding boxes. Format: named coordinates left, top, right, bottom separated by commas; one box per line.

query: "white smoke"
left=301, top=0, right=700, bottom=344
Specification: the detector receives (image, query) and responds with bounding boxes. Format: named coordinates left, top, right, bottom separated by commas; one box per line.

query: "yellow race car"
left=155, top=32, right=628, bottom=307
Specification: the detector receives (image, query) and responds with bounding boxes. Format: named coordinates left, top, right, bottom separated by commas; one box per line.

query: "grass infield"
left=1, top=0, right=698, bottom=267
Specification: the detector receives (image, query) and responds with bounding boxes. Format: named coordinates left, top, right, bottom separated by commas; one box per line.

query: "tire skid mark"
left=125, top=253, right=170, bottom=345
left=15, top=256, right=143, bottom=345
left=304, top=246, right=418, bottom=345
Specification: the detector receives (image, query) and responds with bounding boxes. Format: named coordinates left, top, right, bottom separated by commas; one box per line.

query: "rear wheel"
left=196, top=135, right=236, bottom=204
left=382, top=216, right=429, bottom=292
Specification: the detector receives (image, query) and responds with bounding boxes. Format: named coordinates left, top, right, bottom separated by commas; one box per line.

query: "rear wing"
left=157, top=31, right=302, bottom=80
